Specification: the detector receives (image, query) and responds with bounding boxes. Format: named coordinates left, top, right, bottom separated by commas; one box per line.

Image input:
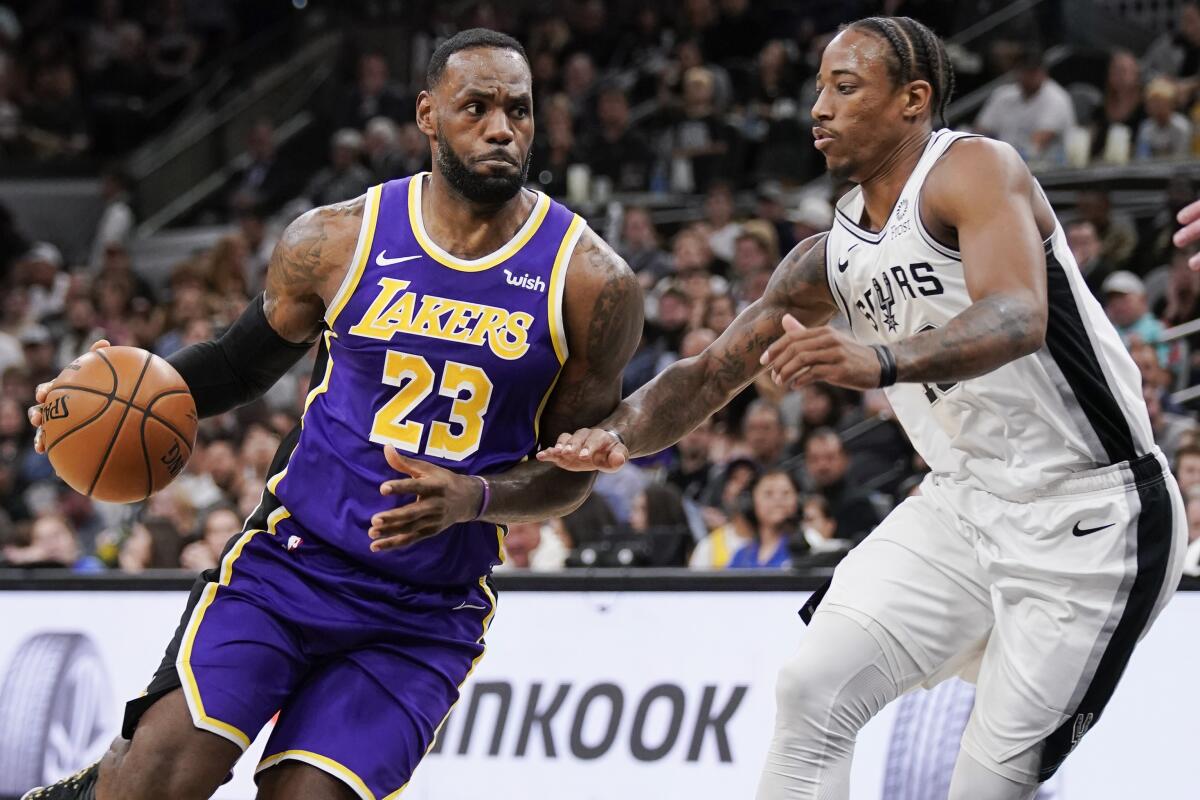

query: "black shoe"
left=20, top=762, right=99, bottom=800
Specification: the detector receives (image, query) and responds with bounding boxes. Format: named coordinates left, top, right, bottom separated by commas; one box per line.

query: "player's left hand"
left=760, top=314, right=882, bottom=390
left=368, top=445, right=484, bottom=551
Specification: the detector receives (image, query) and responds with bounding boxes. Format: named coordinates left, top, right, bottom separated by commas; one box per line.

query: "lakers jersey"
left=825, top=130, right=1154, bottom=499
left=266, top=173, right=584, bottom=586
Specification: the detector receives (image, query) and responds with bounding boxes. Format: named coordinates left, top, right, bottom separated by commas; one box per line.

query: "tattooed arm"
left=890, top=138, right=1048, bottom=383
left=370, top=227, right=644, bottom=546
left=761, top=140, right=1049, bottom=391
left=26, top=197, right=363, bottom=450
left=537, top=233, right=836, bottom=472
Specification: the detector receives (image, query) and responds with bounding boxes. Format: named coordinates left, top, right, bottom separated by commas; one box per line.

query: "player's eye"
left=512, top=105, right=530, bottom=119
left=837, top=84, right=855, bottom=94
left=465, top=102, right=484, bottom=115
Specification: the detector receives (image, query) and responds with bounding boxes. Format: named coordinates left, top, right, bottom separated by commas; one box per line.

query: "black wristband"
left=871, top=344, right=898, bottom=388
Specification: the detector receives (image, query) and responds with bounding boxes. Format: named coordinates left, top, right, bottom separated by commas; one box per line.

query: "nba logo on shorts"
left=287, top=535, right=303, bottom=552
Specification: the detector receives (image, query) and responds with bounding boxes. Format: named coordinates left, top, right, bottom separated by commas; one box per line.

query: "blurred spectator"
left=799, top=494, right=850, bottom=555
left=667, top=417, right=716, bottom=503
left=731, top=221, right=778, bottom=293
left=494, top=521, right=568, bottom=571
left=556, top=492, right=619, bottom=551
left=88, top=166, right=136, bottom=271
left=1135, top=78, right=1192, bottom=160
left=304, top=129, right=373, bottom=207
left=396, top=122, right=432, bottom=178
left=788, top=195, right=834, bottom=248
left=582, top=85, right=653, bottom=192
left=118, top=516, right=183, bottom=572
left=0, top=53, right=21, bottom=157
left=803, top=428, right=882, bottom=544
left=1077, top=189, right=1138, bottom=270
left=148, top=0, right=201, bottom=84
left=1160, top=246, right=1200, bottom=327
left=0, top=285, right=28, bottom=372
left=179, top=504, right=240, bottom=571
left=1142, top=1, right=1200, bottom=83
left=1143, top=375, right=1196, bottom=464
left=1182, top=488, right=1200, bottom=577
left=974, top=48, right=1074, bottom=164
left=336, top=53, right=410, bottom=131
left=561, top=52, right=597, bottom=121
left=702, top=292, right=737, bottom=335
left=2, top=514, right=104, bottom=570
left=25, top=61, right=91, bottom=160
left=19, top=325, right=58, bottom=386
left=741, top=399, right=787, bottom=469
left=663, top=66, right=741, bottom=192
left=363, top=116, right=404, bottom=184
left=1088, top=49, right=1144, bottom=163
left=728, top=469, right=801, bottom=568
left=1067, top=220, right=1112, bottom=297
left=691, top=457, right=757, bottom=568
left=20, top=242, right=69, bottom=322
left=531, top=94, right=579, bottom=197
left=629, top=484, right=692, bottom=566
left=703, top=182, right=741, bottom=263
left=619, top=207, right=672, bottom=290
left=1102, top=271, right=1169, bottom=364
left=54, top=291, right=105, bottom=371
left=1175, top=443, right=1200, bottom=495
left=230, top=120, right=301, bottom=215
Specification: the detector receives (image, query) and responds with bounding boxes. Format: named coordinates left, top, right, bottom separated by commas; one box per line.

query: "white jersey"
left=825, top=129, right=1154, bottom=499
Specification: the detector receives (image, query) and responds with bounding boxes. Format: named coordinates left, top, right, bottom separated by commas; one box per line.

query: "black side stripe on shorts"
left=1037, top=455, right=1173, bottom=780
left=1043, top=246, right=1138, bottom=465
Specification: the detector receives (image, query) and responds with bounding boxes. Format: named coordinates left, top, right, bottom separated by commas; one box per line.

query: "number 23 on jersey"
left=369, top=349, right=493, bottom=461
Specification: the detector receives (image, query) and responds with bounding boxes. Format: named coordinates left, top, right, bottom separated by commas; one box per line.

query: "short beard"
left=435, top=130, right=530, bottom=205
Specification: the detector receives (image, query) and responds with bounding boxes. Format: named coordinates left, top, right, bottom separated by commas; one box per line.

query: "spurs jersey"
left=825, top=129, right=1154, bottom=498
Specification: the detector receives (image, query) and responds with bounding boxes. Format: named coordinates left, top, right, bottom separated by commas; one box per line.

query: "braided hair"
left=847, top=16, right=956, bottom=127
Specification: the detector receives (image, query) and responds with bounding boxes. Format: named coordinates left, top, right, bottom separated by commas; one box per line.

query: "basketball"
left=41, top=346, right=198, bottom=504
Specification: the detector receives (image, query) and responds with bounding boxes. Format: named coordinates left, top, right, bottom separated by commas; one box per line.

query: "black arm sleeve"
left=167, top=294, right=314, bottom=418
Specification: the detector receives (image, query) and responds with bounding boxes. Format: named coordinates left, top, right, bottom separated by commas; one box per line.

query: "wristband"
left=472, top=476, right=491, bottom=521
left=871, top=344, right=898, bottom=388
left=602, top=428, right=626, bottom=449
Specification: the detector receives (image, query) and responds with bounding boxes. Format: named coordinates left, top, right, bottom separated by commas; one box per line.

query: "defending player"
left=24, top=29, right=642, bottom=800
left=539, top=17, right=1187, bottom=799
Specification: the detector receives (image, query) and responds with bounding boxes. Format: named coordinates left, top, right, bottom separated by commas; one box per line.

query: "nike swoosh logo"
left=1072, top=521, right=1115, bottom=537
left=837, top=258, right=849, bottom=272
left=376, top=252, right=422, bottom=267
left=453, top=601, right=489, bottom=611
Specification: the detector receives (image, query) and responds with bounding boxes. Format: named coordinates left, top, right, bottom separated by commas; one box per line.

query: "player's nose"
left=811, top=87, right=833, bottom=122
left=482, top=109, right=515, bottom=146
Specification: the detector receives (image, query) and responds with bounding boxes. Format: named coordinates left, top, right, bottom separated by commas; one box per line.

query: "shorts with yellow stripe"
left=122, top=519, right=496, bottom=799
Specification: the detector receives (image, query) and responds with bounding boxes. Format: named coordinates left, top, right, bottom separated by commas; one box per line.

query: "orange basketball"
left=41, top=346, right=198, bottom=503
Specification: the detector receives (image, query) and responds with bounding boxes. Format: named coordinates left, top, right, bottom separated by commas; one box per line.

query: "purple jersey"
left=273, top=174, right=583, bottom=586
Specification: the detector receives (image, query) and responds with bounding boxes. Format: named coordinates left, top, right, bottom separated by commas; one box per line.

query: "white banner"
left=0, top=589, right=1196, bottom=799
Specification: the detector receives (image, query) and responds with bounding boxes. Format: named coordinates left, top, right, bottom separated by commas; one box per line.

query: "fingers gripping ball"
left=42, top=346, right=198, bottom=503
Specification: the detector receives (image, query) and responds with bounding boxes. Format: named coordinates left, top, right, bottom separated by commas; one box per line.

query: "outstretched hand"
left=26, top=339, right=111, bottom=453
left=368, top=445, right=485, bottom=551
left=536, top=429, right=628, bottom=473
left=759, top=314, right=882, bottom=390
left=1176, top=199, right=1200, bottom=271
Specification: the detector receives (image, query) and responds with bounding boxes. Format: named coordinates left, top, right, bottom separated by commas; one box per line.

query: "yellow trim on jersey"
left=326, top=185, right=383, bottom=327
left=257, top=750, right=374, bottom=800
left=548, top=215, right=583, bottom=365
left=408, top=173, right=550, bottom=272
left=266, top=505, right=290, bottom=535
left=176, top=529, right=263, bottom=751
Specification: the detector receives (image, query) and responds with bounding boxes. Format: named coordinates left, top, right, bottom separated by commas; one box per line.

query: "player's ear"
left=902, top=79, right=933, bottom=122
left=416, top=90, right=436, bottom=137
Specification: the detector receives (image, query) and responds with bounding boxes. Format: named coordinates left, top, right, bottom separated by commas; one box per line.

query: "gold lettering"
left=442, top=302, right=481, bottom=340
left=411, top=296, right=451, bottom=337
left=348, top=278, right=411, bottom=339
left=490, top=311, right=532, bottom=360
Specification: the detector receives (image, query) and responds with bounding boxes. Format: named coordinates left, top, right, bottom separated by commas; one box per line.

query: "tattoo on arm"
left=608, top=233, right=838, bottom=457
left=263, top=196, right=364, bottom=343
left=481, top=230, right=644, bottom=522
left=893, top=291, right=1045, bottom=383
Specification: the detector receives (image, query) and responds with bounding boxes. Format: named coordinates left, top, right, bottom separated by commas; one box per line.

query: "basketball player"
left=539, top=17, right=1187, bottom=799
left=24, top=29, right=642, bottom=800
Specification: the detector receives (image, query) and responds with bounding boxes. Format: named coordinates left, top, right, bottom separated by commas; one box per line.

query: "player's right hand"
left=27, top=339, right=111, bottom=453
left=536, top=429, right=628, bottom=473
left=1176, top=199, right=1200, bottom=270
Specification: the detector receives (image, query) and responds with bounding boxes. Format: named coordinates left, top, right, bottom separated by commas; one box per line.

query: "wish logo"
left=504, top=269, right=546, bottom=293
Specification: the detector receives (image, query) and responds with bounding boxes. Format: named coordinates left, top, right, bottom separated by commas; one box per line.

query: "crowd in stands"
left=1, top=0, right=1200, bottom=578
